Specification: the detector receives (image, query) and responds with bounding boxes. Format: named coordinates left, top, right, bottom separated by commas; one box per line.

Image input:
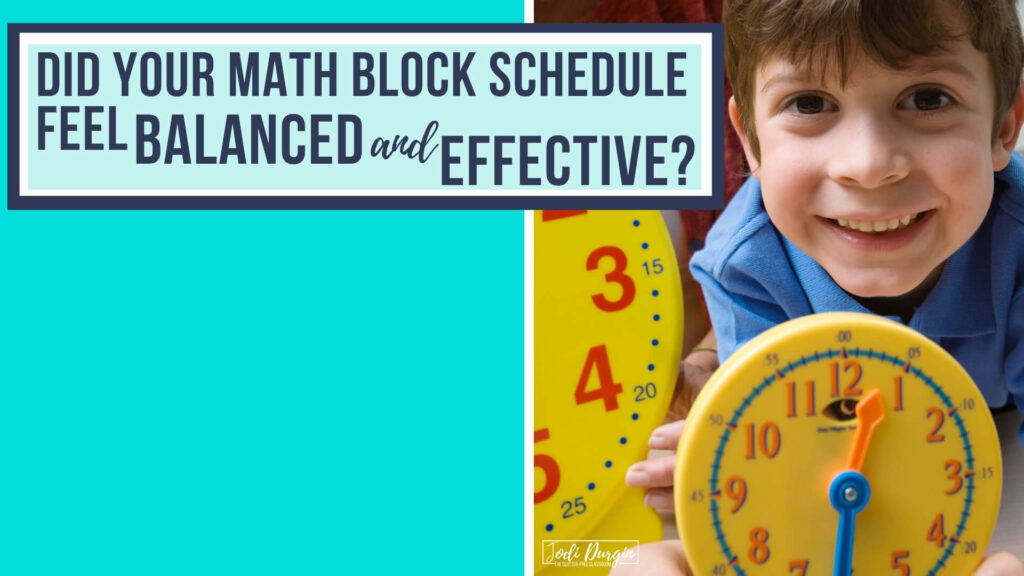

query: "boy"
left=618, top=0, right=1024, bottom=573
left=694, top=0, right=1024, bottom=435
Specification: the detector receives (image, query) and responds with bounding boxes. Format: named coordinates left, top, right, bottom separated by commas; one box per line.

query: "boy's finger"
left=626, top=454, right=676, bottom=488
left=650, top=418, right=687, bottom=450
left=643, top=487, right=674, bottom=509
left=973, top=552, right=1024, bottom=576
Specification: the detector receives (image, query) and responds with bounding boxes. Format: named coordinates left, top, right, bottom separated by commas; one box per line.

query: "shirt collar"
left=780, top=230, right=994, bottom=338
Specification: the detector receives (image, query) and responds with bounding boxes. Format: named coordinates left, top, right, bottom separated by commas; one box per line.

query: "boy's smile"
left=832, top=212, right=923, bottom=233
left=731, top=38, right=1021, bottom=298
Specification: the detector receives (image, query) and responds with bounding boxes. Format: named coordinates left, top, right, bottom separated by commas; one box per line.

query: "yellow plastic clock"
left=675, top=312, right=1002, bottom=576
left=535, top=210, right=683, bottom=573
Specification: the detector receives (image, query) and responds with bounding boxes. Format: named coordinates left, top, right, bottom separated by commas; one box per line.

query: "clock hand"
left=830, top=471, right=870, bottom=576
left=846, top=389, right=885, bottom=472
left=830, top=389, right=885, bottom=576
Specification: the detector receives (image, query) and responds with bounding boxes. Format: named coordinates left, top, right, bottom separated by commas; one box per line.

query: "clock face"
left=675, top=313, right=1002, bottom=576
left=534, top=210, right=683, bottom=572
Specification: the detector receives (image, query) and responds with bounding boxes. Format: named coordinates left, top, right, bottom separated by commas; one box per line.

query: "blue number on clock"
left=642, top=259, right=664, bottom=276
left=561, top=497, right=587, bottom=519
left=634, top=383, right=657, bottom=401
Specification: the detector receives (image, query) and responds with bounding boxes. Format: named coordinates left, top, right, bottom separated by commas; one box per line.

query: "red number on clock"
left=749, top=527, right=770, bottom=564
left=541, top=210, right=587, bottom=221
left=534, top=428, right=560, bottom=504
left=576, top=344, right=623, bottom=411
left=926, top=407, right=946, bottom=442
left=724, top=476, right=747, bottom=513
left=744, top=422, right=781, bottom=459
left=891, top=550, right=910, bottom=575
left=587, top=246, right=636, bottom=312
left=944, top=459, right=964, bottom=495
left=829, top=361, right=863, bottom=397
left=927, top=513, right=947, bottom=548
left=786, top=380, right=816, bottom=417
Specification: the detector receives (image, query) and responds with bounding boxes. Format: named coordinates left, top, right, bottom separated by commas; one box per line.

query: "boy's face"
left=731, top=39, right=1022, bottom=298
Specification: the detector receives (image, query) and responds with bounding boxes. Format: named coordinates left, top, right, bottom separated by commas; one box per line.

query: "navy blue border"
left=8, top=23, right=725, bottom=210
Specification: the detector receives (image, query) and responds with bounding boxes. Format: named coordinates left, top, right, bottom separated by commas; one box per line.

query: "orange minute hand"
left=846, top=389, right=885, bottom=472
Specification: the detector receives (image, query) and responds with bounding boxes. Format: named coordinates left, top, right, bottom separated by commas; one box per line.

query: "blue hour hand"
left=829, top=471, right=871, bottom=576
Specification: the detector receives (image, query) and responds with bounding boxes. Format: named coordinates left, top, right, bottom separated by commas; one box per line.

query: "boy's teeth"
left=835, top=213, right=920, bottom=232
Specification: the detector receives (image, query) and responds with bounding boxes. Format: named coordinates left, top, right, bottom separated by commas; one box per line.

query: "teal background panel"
left=1, top=2, right=525, bottom=575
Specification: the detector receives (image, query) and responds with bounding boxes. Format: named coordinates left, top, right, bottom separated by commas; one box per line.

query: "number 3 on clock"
left=588, top=246, right=635, bottom=312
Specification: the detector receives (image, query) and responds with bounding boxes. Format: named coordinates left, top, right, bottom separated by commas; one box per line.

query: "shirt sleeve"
left=692, top=252, right=794, bottom=364
left=689, top=177, right=813, bottom=364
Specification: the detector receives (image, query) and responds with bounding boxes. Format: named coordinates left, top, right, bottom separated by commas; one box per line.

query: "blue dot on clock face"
left=653, top=314, right=661, bottom=321
left=633, top=220, right=640, bottom=227
left=605, top=460, right=612, bottom=468
left=648, top=364, right=655, bottom=371
left=620, top=437, right=627, bottom=444
left=642, top=242, right=649, bottom=249
left=546, top=524, right=554, bottom=532
left=632, top=413, right=639, bottom=420
left=588, top=483, right=596, bottom=490
left=652, top=339, right=659, bottom=346
left=652, top=290, right=659, bottom=297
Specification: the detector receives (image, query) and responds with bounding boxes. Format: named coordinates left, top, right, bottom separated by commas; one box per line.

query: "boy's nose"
left=826, top=115, right=911, bottom=189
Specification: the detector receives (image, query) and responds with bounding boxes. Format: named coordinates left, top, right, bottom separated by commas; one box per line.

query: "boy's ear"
left=993, top=86, right=1024, bottom=170
left=728, top=96, right=761, bottom=176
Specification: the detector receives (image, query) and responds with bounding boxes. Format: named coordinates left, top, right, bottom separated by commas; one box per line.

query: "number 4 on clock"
left=576, top=344, right=623, bottom=411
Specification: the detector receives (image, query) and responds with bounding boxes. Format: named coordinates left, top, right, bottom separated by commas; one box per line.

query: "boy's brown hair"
left=725, top=0, right=1024, bottom=160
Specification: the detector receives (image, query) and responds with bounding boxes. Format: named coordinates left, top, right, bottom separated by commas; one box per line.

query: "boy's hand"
left=625, top=418, right=686, bottom=508
left=625, top=350, right=716, bottom=509
left=667, top=359, right=715, bottom=421
left=975, top=552, right=1024, bottom=576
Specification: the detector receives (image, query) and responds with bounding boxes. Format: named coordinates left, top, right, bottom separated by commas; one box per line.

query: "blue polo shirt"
left=691, top=153, right=1024, bottom=447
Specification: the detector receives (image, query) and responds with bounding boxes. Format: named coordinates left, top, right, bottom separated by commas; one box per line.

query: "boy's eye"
left=784, top=94, right=834, bottom=115
left=901, top=89, right=953, bottom=111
